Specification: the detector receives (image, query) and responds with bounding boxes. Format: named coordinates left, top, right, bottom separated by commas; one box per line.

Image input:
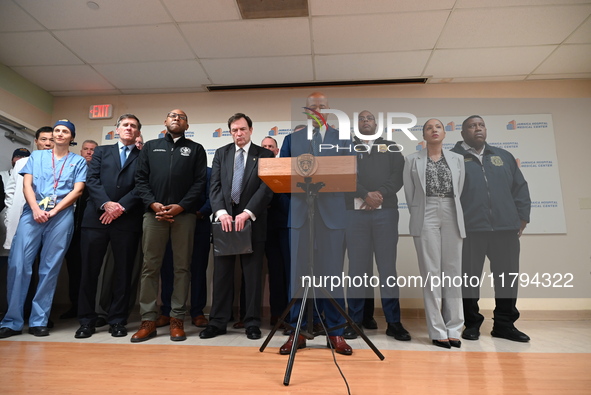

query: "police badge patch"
left=491, top=156, right=503, bottom=166
left=180, top=147, right=191, bottom=156
left=295, top=153, right=318, bottom=177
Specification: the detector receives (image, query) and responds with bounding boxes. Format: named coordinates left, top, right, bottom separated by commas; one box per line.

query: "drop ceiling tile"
left=527, top=73, right=591, bottom=80
left=54, top=25, right=191, bottom=64
left=181, top=18, right=311, bottom=58
left=162, top=0, right=241, bottom=22
left=50, top=90, right=121, bottom=97
left=202, top=56, right=313, bottom=85
left=0, top=31, right=83, bottom=66
left=0, top=1, right=44, bottom=32
left=310, top=0, right=456, bottom=15
left=534, top=44, right=591, bottom=74
left=456, top=0, right=591, bottom=7
left=438, top=6, right=591, bottom=48
left=312, top=11, right=449, bottom=54
left=94, top=60, right=210, bottom=89
left=429, top=75, right=527, bottom=83
left=120, top=87, right=208, bottom=94
left=15, top=0, right=170, bottom=29
left=12, top=65, right=115, bottom=91
left=565, top=18, right=591, bottom=44
left=314, top=51, right=431, bottom=80
left=424, top=47, right=556, bottom=78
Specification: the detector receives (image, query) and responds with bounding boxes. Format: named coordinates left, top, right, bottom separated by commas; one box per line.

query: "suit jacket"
left=280, top=126, right=352, bottom=229
left=403, top=148, right=466, bottom=238
left=81, top=143, right=143, bottom=231
left=210, top=142, right=274, bottom=243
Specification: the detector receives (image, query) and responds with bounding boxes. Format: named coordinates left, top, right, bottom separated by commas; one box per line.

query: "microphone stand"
left=259, top=176, right=385, bottom=386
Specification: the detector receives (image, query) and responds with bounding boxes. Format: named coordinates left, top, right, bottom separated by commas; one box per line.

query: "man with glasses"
left=131, top=109, right=207, bottom=342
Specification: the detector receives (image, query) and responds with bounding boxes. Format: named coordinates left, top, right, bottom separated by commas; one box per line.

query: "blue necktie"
left=120, top=146, right=128, bottom=167
left=231, top=148, right=244, bottom=204
left=312, top=129, right=322, bottom=156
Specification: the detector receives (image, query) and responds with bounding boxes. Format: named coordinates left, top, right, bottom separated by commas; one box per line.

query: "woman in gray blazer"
left=403, top=119, right=465, bottom=349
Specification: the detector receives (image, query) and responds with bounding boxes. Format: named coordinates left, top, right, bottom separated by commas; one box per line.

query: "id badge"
left=47, top=194, right=57, bottom=209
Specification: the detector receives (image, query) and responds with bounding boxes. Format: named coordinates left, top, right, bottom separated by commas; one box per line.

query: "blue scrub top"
left=20, top=149, right=87, bottom=205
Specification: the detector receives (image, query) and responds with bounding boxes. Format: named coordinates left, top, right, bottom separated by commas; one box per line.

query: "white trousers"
left=413, top=197, right=464, bottom=340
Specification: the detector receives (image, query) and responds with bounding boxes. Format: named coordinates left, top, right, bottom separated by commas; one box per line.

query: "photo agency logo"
left=303, top=107, right=418, bottom=153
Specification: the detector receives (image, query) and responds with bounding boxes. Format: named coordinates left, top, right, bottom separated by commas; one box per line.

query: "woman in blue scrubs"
left=0, top=120, right=87, bottom=338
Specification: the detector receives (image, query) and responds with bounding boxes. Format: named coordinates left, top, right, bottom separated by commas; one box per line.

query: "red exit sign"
left=89, top=104, right=113, bottom=119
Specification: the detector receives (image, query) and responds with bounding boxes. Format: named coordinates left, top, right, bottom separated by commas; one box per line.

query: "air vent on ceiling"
left=236, top=0, right=308, bottom=19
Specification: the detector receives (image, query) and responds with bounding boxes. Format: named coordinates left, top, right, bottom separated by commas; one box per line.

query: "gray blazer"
left=403, top=148, right=466, bottom=238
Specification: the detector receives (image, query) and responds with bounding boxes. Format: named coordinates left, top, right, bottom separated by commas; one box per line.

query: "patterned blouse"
left=426, top=155, right=454, bottom=197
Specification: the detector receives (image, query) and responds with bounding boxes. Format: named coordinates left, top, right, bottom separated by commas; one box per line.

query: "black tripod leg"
left=321, top=287, right=385, bottom=361
left=259, top=286, right=304, bottom=352
left=284, top=284, right=310, bottom=386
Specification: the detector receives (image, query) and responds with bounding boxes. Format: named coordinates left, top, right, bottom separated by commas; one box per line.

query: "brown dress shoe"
left=170, top=317, right=186, bottom=341
left=155, top=315, right=170, bottom=328
left=280, top=334, right=307, bottom=355
left=233, top=321, right=245, bottom=329
left=327, top=335, right=353, bottom=355
left=192, top=315, right=208, bottom=328
left=130, top=321, right=157, bottom=343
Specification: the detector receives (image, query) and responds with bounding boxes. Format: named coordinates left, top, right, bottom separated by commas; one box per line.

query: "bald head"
left=305, top=92, right=329, bottom=128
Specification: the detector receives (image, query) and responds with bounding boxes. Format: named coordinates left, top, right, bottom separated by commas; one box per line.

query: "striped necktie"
left=231, top=148, right=245, bottom=204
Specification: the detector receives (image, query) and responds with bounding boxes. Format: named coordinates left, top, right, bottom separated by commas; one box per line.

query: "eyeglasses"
left=359, top=116, right=375, bottom=122
left=167, top=112, right=187, bottom=121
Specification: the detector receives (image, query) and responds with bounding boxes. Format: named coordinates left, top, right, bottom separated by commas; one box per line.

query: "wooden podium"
left=258, top=154, right=384, bottom=386
left=258, top=155, right=357, bottom=193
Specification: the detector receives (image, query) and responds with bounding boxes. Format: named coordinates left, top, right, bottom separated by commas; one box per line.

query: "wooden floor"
left=1, top=341, right=589, bottom=394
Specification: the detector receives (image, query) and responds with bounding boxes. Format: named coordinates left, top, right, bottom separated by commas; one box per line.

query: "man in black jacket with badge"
left=132, top=109, right=207, bottom=343
left=451, top=115, right=531, bottom=343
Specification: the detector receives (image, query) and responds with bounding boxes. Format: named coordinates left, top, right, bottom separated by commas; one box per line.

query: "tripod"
left=259, top=177, right=385, bottom=386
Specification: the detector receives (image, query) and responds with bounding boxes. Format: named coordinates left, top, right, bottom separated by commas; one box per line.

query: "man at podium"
left=279, top=92, right=354, bottom=355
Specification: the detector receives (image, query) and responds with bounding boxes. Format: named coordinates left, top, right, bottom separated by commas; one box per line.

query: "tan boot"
left=170, top=317, right=186, bottom=341
left=130, top=321, right=157, bottom=343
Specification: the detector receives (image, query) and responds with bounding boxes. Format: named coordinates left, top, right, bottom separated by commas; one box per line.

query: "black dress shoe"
left=28, top=326, right=49, bottom=337
left=386, top=322, right=411, bottom=341
left=343, top=324, right=362, bottom=340
left=47, top=319, right=54, bottom=329
left=75, top=325, right=96, bottom=339
left=432, top=339, right=452, bottom=349
left=109, top=323, right=128, bottom=337
left=449, top=339, right=462, bottom=348
left=199, top=325, right=226, bottom=339
left=59, top=308, right=77, bottom=320
left=245, top=326, right=261, bottom=340
left=0, top=327, right=22, bottom=338
left=362, top=317, right=378, bottom=330
left=491, top=327, right=530, bottom=342
left=462, top=327, right=480, bottom=340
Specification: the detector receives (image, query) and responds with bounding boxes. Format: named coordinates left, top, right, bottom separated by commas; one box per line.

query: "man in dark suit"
left=75, top=114, right=143, bottom=339
left=200, top=113, right=274, bottom=340
left=279, top=92, right=354, bottom=355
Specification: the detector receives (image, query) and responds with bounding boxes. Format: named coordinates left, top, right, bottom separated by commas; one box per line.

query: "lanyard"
left=51, top=150, right=69, bottom=193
